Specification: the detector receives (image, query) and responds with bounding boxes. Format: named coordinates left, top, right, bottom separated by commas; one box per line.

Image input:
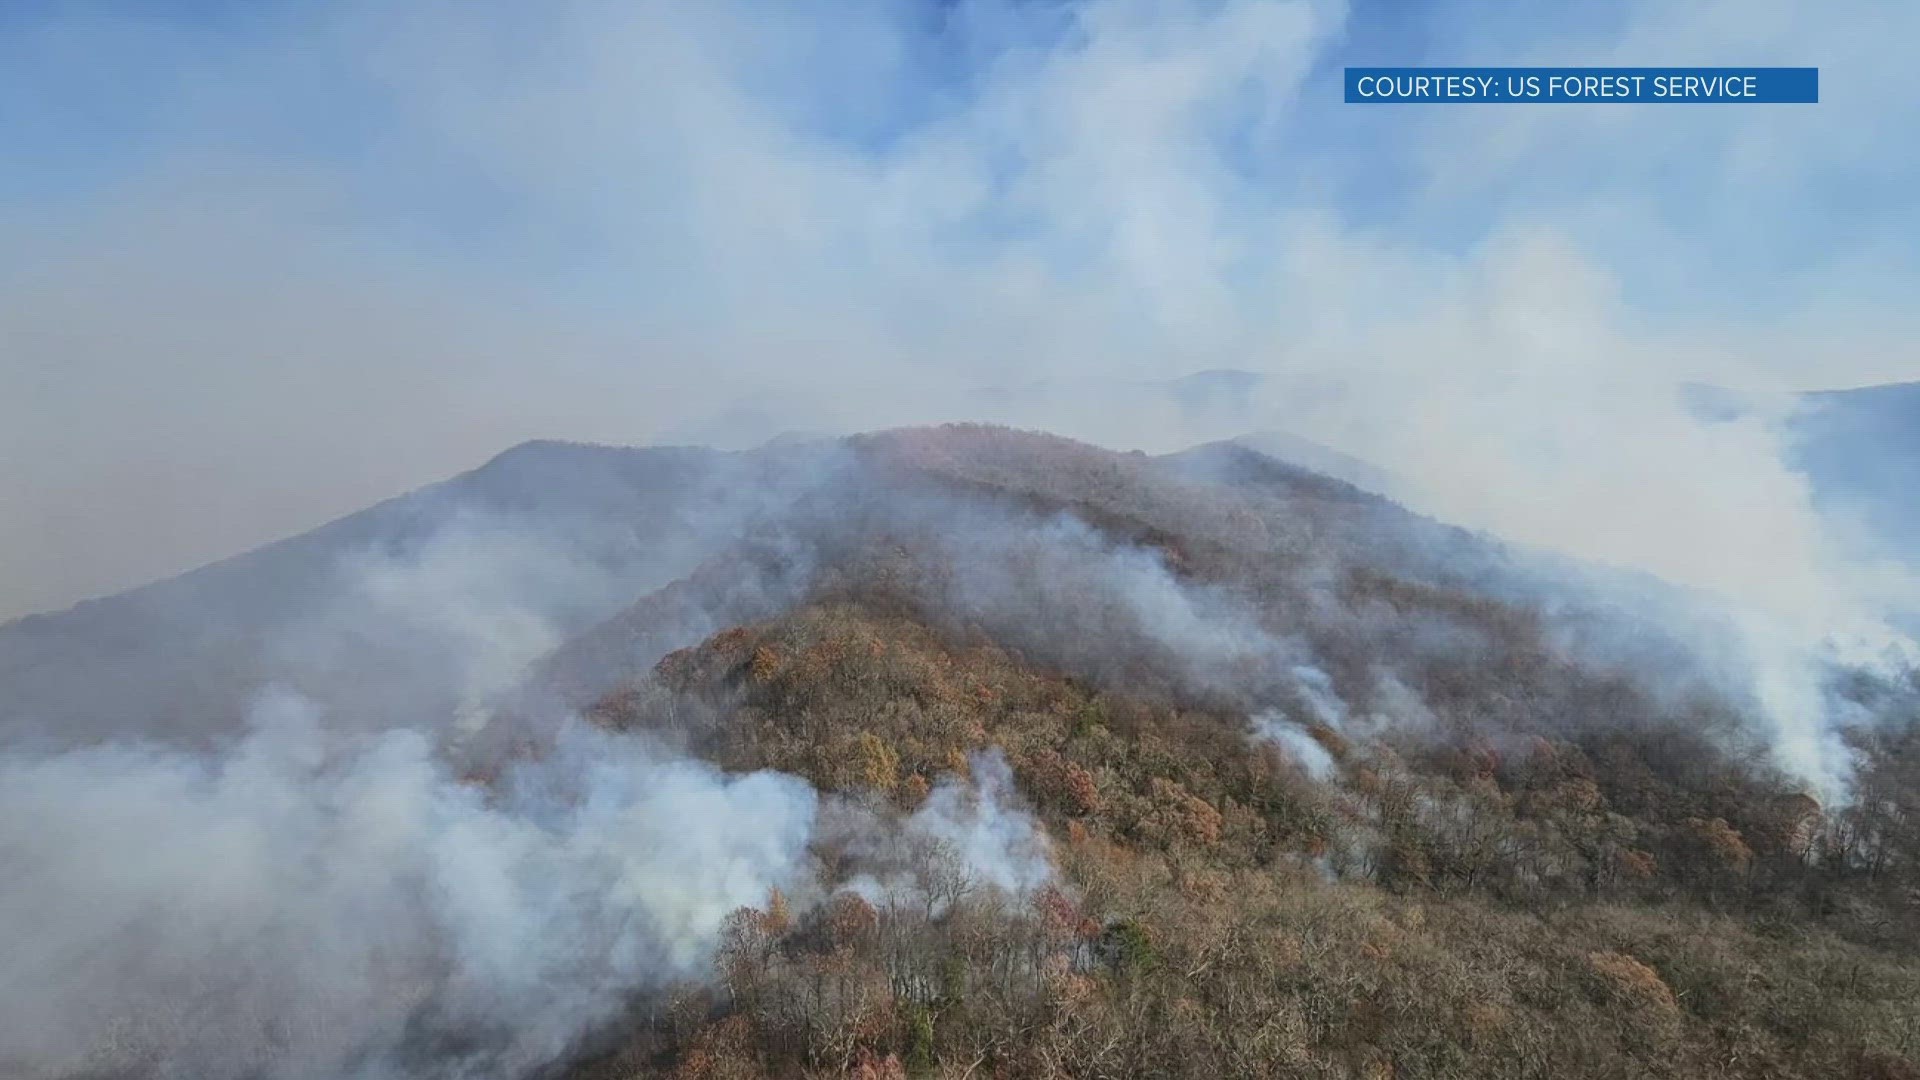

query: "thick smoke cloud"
left=0, top=692, right=818, bottom=1080
left=0, top=469, right=1082, bottom=1079
left=0, top=692, right=1062, bottom=1078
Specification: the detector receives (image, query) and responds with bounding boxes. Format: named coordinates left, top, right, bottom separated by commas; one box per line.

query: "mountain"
left=0, top=422, right=1478, bottom=749
left=0, top=440, right=753, bottom=745
left=6, top=424, right=1920, bottom=1080
left=545, top=426, right=1920, bottom=1080
left=1228, top=429, right=1397, bottom=493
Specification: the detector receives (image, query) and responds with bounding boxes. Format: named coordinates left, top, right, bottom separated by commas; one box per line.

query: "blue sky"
left=7, top=0, right=1906, bottom=296
left=4, top=1, right=1910, bottom=306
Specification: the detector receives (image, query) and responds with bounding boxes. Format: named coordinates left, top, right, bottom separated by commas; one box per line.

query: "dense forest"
left=517, top=426, right=1920, bottom=1080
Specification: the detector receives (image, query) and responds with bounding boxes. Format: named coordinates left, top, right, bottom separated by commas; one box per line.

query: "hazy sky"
left=2, top=0, right=1916, bottom=619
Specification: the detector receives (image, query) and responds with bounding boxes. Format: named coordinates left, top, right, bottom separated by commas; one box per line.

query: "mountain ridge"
left=6, top=420, right=1920, bottom=1079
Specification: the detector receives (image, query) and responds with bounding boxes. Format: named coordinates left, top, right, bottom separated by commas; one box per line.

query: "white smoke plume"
left=0, top=690, right=818, bottom=1080
left=929, top=510, right=1309, bottom=705
left=1251, top=712, right=1337, bottom=782
left=828, top=749, right=1058, bottom=915
left=905, top=749, right=1056, bottom=898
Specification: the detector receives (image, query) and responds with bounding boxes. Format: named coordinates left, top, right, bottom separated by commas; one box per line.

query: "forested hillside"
left=569, top=601, right=1920, bottom=1079
left=526, top=426, right=1920, bottom=1080
left=9, top=425, right=1919, bottom=1080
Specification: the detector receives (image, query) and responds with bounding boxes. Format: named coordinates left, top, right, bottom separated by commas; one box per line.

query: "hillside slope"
left=0, top=441, right=765, bottom=744
left=535, top=425, right=1920, bottom=1077
left=566, top=593, right=1920, bottom=1080
left=6, top=424, right=1918, bottom=1080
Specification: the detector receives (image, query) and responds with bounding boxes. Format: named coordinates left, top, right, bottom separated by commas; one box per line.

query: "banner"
left=1344, top=68, right=1818, bottom=104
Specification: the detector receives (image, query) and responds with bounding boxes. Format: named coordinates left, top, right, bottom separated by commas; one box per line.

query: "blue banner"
left=1345, top=67, right=1818, bottom=103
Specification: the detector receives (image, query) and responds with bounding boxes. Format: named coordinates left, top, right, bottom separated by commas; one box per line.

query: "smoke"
left=269, top=513, right=622, bottom=734
left=1288, top=664, right=1348, bottom=729
left=904, top=749, right=1056, bottom=898
left=2, top=3, right=1918, bottom=1067
left=0, top=467, right=1094, bottom=1079
left=931, top=511, right=1298, bottom=701
left=825, top=748, right=1058, bottom=916
left=0, top=542, right=1065, bottom=1079
left=1233, top=233, right=1916, bottom=796
left=3, top=0, right=1913, bottom=801
left=772, top=431, right=1908, bottom=798
left=0, top=373, right=1902, bottom=1080
left=3, top=0, right=1914, bottom=618
left=0, top=690, right=818, bottom=1080
left=1252, top=712, right=1337, bottom=782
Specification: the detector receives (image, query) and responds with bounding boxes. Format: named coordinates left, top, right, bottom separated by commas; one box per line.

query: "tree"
left=852, top=732, right=900, bottom=793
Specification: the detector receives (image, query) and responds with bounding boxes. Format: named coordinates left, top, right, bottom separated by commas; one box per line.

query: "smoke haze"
left=4, top=2, right=1920, bottom=1076
left=0, top=692, right=819, bottom=1079
left=2, top=0, right=1915, bottom=619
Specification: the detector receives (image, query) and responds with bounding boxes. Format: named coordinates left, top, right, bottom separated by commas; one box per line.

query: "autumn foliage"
left=555, top=426, right=1920, bottom=1079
